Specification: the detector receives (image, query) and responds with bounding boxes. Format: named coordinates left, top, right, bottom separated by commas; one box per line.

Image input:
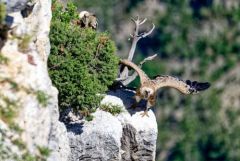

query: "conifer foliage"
left=48, top=2, right=119, bottom=112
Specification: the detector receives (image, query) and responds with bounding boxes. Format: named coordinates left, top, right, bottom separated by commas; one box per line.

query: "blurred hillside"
left=73, top=0, right=240, bottom=161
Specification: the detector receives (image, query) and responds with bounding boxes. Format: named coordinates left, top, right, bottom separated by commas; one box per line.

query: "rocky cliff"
left=0, top=0, right=70, bottom=160
left=0, top=1, right=158, bottom=160
left=62, top=89, right=158, bottom=161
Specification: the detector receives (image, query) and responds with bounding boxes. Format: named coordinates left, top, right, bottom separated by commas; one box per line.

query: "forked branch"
left=120, top=54, right=157, bottom=85
left=127, top=16, right=155, bottom=61
left=119, top=16, right=155, bottom=83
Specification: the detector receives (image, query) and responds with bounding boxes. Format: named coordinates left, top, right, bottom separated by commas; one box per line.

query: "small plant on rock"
left=35, top=90, right=49, bottom=107
left=100, top=103, right=123, bottom=115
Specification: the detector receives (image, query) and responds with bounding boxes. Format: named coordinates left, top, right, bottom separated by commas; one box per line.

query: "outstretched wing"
left=152, top=75, right=210, bottom=94
left=120, top=59, right=150, bottom=85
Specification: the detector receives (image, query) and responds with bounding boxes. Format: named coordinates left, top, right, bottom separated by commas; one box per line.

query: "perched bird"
left=120, top=59, right=211, bottom=117
left=79, top=11, right=98, bottom=29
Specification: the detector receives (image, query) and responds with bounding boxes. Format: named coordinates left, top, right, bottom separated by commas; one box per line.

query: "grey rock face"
left=47, top=88, right=70, bottom=161
left=67, top=110, right=122, bottom=161
left=0, top=0, right=70, bottom=160
left=121, top=124, right=157, bottom=161
left=1, top=0, right=28, bottom=12
left=64, top=89, right=158, bottom=161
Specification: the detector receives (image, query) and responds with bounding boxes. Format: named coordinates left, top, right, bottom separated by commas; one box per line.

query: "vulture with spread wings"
left=120, top=59, right=211, bottom=117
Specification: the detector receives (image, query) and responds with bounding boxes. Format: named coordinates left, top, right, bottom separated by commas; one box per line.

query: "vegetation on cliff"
left=48, top=2, right=119, bottom=113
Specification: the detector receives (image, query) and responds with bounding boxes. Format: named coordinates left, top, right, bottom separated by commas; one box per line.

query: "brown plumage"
left=120, top=59, right=210, bottom=117
left=79, top=11, right=98, bottom=30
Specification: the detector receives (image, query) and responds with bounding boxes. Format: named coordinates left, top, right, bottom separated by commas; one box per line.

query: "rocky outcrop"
left=64, top=89, right=158, bottom=161
left=0, top=0, right=70, bottom=160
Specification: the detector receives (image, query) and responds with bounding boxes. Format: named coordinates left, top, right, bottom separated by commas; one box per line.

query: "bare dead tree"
left=117, top=16, right=156, bottom=86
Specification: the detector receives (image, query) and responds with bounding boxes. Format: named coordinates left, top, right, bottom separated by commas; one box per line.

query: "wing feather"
left=152, top=75, right=210, bottom=94
left=120, top=59, right=149, bottom=84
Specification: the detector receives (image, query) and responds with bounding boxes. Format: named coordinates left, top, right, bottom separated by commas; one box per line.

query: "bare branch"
left=118, top=17, right=155, bottom=81
left=139, top=54, right=157, bottom=66
left=137, top=23, right=155, bottom=38
left=131, top=16, right=140, bottom=37
left=115, top=76, right=128, bottom=81
left=121, top=72, right=138, bottom=85
left=125, top=23, right=155, bottom=64
left=120, top=17, right=141, bottom=78
left=121, top=54, right=158, bottom=85
left=139, top=18, right=147, bottom=25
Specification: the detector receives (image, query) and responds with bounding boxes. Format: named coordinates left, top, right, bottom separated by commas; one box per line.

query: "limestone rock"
left=0, top=0, right=70, bottom=160
left=65, top=89, right=158, bottom=161
left=1, top=0, right=28, bottom=13
left=67, top=110, right=122, bottom=161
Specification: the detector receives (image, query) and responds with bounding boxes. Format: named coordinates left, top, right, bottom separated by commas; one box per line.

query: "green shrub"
left=0, top=92, right=18, bottom=124
left=48, top=2, right=119, bottom=113
left=18, top=34, right=32, bottom=52
left=0, top=3, right=8, bottom=49
left=35, top=90, right=49, bottom=107
left=37, top=146, right=51, bottom=158
left=0, top=54, right=9, bottom=64
left=85, top=114, right=94, bottom=121
left=0, top=2, right=6, bottom=24
left=100, top=103, right=123, bottom=115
